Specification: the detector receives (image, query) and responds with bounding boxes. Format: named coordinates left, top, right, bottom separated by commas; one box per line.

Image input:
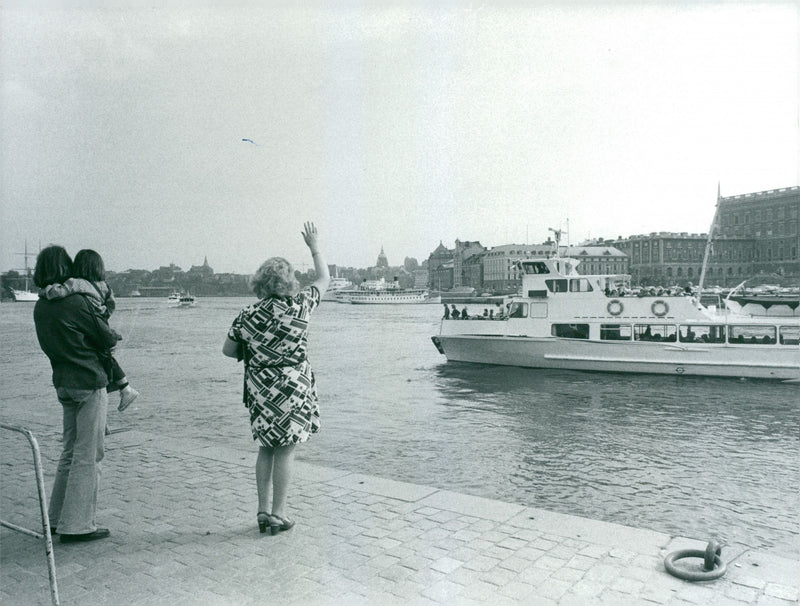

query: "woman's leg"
left=255, top=446, right=274, bottom=513
left=271, top=443, right=296, bottom=518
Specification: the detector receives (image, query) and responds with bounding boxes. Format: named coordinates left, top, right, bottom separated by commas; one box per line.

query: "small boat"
left=167, top=291, right=196, bottom=307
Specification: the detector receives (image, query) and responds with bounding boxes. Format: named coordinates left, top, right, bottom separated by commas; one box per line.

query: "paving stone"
left=2, top=422, right=796, bottom=606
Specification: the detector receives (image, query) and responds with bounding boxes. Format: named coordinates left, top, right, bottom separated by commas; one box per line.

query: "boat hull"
left=432, top=334, right=800, bottom=381
left=10, top=288, right=38, bottom=302
left=350, top=295, right=441, bottom=305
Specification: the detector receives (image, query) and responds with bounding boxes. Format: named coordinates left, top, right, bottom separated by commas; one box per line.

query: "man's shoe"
left=59, top=528, right=110, bottom=543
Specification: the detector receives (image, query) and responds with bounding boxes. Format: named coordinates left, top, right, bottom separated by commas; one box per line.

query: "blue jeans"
left=48, top=387, right=108, bottom=534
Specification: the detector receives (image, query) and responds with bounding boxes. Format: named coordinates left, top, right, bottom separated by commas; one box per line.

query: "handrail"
left=1, top=423, right=60, bottom=606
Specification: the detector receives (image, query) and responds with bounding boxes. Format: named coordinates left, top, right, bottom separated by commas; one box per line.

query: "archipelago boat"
left=349, top=287, right=440, bottom=305
left=347, top=277, right=440, bottom=305
left=322, top=275, right=355, bottom=302
left=431, top=254, right=800, bottom=381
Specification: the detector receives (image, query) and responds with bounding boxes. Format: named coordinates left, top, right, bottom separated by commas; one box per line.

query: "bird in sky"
left=242, top=138, right=259, bottom=146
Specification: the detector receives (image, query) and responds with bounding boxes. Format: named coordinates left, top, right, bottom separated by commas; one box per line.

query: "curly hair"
left=250, top=257, right=300, bottom=299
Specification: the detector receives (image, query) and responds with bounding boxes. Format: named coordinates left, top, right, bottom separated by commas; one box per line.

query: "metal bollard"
left=1, top=423, right=60, bottom=606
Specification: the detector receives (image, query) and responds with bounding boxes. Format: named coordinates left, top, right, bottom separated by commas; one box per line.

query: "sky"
left=1, top=1, right=798, bottom=275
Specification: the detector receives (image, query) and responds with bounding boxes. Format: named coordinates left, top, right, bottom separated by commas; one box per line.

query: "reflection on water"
left=1, top=298, right=797, bottom=558
left=427, top=364, right=799, bottom=556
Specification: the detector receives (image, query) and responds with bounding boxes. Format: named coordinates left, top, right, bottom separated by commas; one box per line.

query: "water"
left=1, top=297, right=798, bottom=558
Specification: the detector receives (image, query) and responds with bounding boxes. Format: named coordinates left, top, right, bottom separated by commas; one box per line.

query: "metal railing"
left=1, top=423, right=60, bottom=605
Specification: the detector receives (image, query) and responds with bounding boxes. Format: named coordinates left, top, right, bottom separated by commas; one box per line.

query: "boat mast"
left=697, top=184, right=720, bottom=295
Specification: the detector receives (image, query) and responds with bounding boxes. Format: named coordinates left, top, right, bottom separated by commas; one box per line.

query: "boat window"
left=526, top=261, right=550, bottom=274
left=634, top=324, right=677, bottom=342
left=527, top=289, right=548, bottom=298
left=551, top=324, right=589, bottom=339
left=728, top=325, right=776, bottom=345
left=508, top=302, right=528, bottom=318
left=600, top=324, right=631, bottom=340
left=569, top=278, right=594, bottom=293
left=779, top=326, right=800, bottom=345
left=679, top=325, right=725, bottom=344
left=529, top=302, right=548, bottom=318
left=545, top=279, right=568, bottom=293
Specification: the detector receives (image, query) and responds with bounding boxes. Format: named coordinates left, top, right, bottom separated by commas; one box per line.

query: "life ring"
left=607, top=300, right=624, bottom=316
left=651, top=300, right=669, bottom=317
left=664, top=541, right=726, bottom=582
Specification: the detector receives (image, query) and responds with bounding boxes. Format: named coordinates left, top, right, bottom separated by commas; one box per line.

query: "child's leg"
left=107, top=357, right=129, bottom=392
left=112, top=356, right=139, bottom=412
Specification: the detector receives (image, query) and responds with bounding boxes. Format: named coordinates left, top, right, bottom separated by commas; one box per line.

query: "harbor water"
left=2, top=297, right=798, bottom=558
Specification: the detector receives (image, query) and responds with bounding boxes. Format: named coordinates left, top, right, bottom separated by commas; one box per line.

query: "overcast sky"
left=2, top=1, right=798, bottom=275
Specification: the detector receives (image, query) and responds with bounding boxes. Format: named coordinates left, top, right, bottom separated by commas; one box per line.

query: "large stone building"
left=614, top=233, right=707, bottom=286
left=615, top=186, right=800, bottom=287
left=711, top=186, right=799, bottom=286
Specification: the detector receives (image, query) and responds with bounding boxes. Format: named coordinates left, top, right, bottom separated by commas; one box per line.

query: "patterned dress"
left=228, top=286, right=321, bottom=447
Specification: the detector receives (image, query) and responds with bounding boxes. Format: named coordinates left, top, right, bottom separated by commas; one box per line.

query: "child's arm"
left=41, top=278, right=77, bottom=300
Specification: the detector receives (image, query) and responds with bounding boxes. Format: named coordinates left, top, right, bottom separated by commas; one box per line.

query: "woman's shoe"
left=257, top=512, right=270, bottom=534
left=268, top=514, right=295, bottom=536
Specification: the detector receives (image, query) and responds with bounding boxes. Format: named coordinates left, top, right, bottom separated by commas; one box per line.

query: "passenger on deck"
left=450, top=305, right=460, bottom=319
left=461, top=307, right=469, bottom=319
left=443, top=304, right=450, bottom=319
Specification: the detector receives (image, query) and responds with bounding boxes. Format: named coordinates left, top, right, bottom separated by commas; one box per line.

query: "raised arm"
left=301, top=221, right=330, bottom=294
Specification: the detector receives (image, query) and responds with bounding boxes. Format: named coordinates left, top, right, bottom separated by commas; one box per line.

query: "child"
left=41, top=249, right=139, bottom=412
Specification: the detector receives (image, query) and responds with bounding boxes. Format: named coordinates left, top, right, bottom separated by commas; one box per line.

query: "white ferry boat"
left=350, top=287, right=440, bottom=305
left=167, top=291, right=196, bottom=307
left=322, top=276, right=354, bottom=301
left=431, top=256, right=800, bottom=381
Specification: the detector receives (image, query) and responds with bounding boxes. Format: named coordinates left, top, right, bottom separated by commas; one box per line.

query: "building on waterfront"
left=482, top=244, right=553, bottom=292
left=564, top=246, right=628, bottom=276
left=711, top=186, right=799, bottom=286
left=427, top=242, right=454, bottom=291
left=452, top=240, right=486, bottom=288
left=614, top=233, right=706, bottom=287
left=615, top=186, right=800, bottom=287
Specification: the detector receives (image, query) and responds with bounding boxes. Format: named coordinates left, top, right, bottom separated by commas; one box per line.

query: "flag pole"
left=697, top=183, right=720, bottom=295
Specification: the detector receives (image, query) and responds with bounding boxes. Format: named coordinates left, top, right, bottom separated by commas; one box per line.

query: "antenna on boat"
left=698, top=184, right=720, bottom=296
left=548, top=226, right=567, bottom=258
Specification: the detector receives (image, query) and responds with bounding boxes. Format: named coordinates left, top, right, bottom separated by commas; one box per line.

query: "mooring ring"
left=664, top=542, right=727, bottom=582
